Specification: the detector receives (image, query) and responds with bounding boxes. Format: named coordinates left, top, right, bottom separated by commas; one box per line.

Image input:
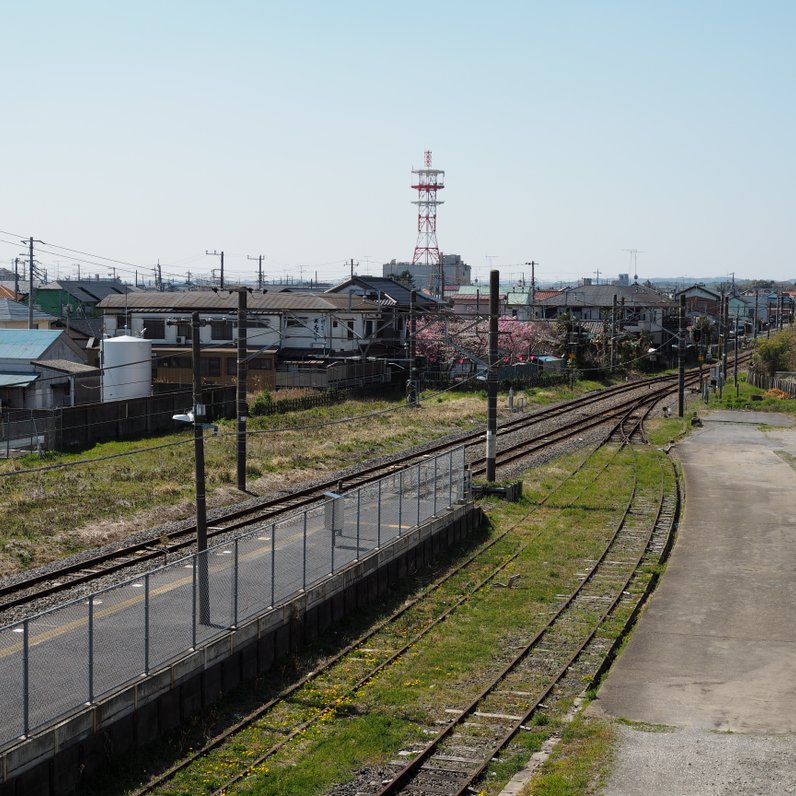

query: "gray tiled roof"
left=31, top=359, right=99, bottom=375
left=0, top=298, right=56, bottom=323
left=98, top=290, right=380, bottom=313
left=536, top=283, right=673, bottom=308
left=40, top=280, right=137, bottom=303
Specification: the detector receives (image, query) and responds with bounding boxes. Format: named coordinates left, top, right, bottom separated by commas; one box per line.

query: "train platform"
left=588, top=409, right=796, bottom=794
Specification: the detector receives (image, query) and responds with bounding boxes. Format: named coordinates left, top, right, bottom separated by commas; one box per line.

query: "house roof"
left=537, top=283, right=672, bottom=308
left=326, top=276, right=443, bottom=309
left=39, top=280, right=137, bottom=304
left=58, top=317, right=103, bottom=338
left=31, top=359, right=99, bottom=375
left=98, top=290, right=380, bottom=313
left=0, top=298, right=57, bottom=323
left=0, top=329, right=63, bottom=359
left=533, top=290, right=563, bottom=301
left=675, top=284, right=721, bottom=300
left=0, top=372, right=39, bottom=387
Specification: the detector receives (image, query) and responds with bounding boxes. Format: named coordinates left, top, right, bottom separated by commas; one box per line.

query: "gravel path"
left=607, top=725, right=796, bottom=795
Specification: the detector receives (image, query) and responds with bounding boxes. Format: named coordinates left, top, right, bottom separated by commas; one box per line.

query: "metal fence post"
left=449, top=450, right=454, bottom=507
left=377, top=480, right=382, bottom=547
left=302, top=511, right=308, bottom=591
left=330, top=509, right=335, bottom=575
left=356, top=489, right=361, bottom=559
left=233, top=538, right=239, bottom=628
left=88, top=595, right=95, bottom=703
left=398, top=470, right=403, bottom=536
left=416, top=462, right=422, bottom=526
left=270, top=523, right=276, bottom=607
left=191, top=556, right=197, bottom=650
left=144, top=573, right=150, bottom=675
left=433, top=456, right=438, bottom=516
left=23, top=619, right=29, bottom=737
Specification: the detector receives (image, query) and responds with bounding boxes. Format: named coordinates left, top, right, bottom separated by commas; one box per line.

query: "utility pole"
left=232, top=287, right=249, bottom=491
left=350, top=258, right=356, bottom=280
left=486, top=270, right=499, bottom=483
left=610, top=294, right=618, bottom=374
left=721, top=293, right=729, bottom=380
left=678, top=294, right=686, bottom=417
left=247, top=255, right=265, bottom=290
left=190, top=311, right=210, bottom=624
left=407, top=289, right=418, bottom=407
left=22, top=237, right=44, bottom=330
left=754, top=290, right=759, bottom=341
left=525, top=261, right=537, bottom=314
left=206, top=250, right=224, bottom=289
left=13, top=257, right=19, bottom=297
left=734, top=310, right=740, bottom=395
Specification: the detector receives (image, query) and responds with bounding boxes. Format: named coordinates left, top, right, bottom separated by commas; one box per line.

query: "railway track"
left=132, top=408, right=639, bottom=796
left=0, top=373, right=685, bottom=615
left=127, top=394, right=673, bottom=796
left=373, top=446, right=678, bottom=795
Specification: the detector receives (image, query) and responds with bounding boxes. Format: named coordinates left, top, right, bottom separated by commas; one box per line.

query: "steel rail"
left=0, top=376, right=683, bottom=614
left=376, top=441, right=665, bottom=795
left=133, top=418, right=637, bottom=796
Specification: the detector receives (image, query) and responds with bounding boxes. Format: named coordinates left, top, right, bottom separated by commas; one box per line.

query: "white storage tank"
left=101, top=335, right=153, bottom=401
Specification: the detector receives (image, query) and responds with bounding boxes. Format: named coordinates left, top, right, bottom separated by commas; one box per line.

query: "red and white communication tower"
left=411, top=150, right=445, bottom=296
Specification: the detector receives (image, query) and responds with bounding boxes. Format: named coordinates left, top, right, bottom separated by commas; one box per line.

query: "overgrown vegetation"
left=0, top=381, right=618, bottom=575
left=752, top=327, right=796, bottom=376
left=123, top=444, right=673, bottom=796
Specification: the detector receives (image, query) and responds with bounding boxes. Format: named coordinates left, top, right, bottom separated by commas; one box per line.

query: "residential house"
left=0, top=298, right=59, bottom=330
left=97, top=290, right=386, bottom=391
left=450, top=285, right=508, bottom=317
left=0, top=329, right=99, bottom=410
left=35, top=278, right=135, bottom=320
left=504, top=286, right=563, bottom=320
left=674, top=284, right=721, bottom=318
left=325, top=275, right=444, bottom=358
left=533, top=283, right=676, bottom=347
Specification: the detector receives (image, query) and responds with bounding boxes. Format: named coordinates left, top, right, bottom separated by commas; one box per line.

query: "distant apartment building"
left=382, top=254, right=471, bottom=293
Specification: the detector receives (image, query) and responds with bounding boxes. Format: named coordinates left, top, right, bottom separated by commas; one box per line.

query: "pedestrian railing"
left=0, top=446, right=467, bottom=747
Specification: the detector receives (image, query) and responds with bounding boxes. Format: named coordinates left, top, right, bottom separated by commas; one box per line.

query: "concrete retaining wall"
left=0, top=502, right=484, bottom=796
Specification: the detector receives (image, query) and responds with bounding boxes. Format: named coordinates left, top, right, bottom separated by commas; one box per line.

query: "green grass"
left=0, top=381, right=638, bottom=574
left=522, top=717, right=617, bottom=796
left=702, top=373, right=796, bottom=414
left=138, top=444, right=673, bottom=796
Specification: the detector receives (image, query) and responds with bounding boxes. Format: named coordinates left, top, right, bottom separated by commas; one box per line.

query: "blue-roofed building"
left=0, top=329, right=98, bottom=409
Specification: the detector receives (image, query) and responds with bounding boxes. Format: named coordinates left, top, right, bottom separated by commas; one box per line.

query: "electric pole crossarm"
left=206, top=250, right=224, bottom=289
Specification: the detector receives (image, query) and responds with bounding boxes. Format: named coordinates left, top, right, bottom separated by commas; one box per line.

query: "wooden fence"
left=747, top=370, right=796, bottom=397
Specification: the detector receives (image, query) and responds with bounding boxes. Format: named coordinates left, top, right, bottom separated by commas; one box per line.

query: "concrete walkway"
left=589, top=410, right=796, bottom=794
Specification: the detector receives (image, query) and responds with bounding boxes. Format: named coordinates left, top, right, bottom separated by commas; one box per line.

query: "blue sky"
left=2, top=1, right=794, bottom=286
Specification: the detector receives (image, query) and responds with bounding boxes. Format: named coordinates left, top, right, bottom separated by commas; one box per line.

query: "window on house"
left=346, top=320, right=354, bottom=340
left=286, top=317, right=306, bottom=328
left=210, top=320, right=233, bottom=340
left=143, top=320, right=165, bottom=340
left=177, top=322, right=191, bottom=339
left=250, top=357, right=272, bottom=370
left=201, top=357, right=221, bottom=377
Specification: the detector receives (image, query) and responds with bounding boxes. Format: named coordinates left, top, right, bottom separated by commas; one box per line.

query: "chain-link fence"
left=0, top=446, right=467, bottom=746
